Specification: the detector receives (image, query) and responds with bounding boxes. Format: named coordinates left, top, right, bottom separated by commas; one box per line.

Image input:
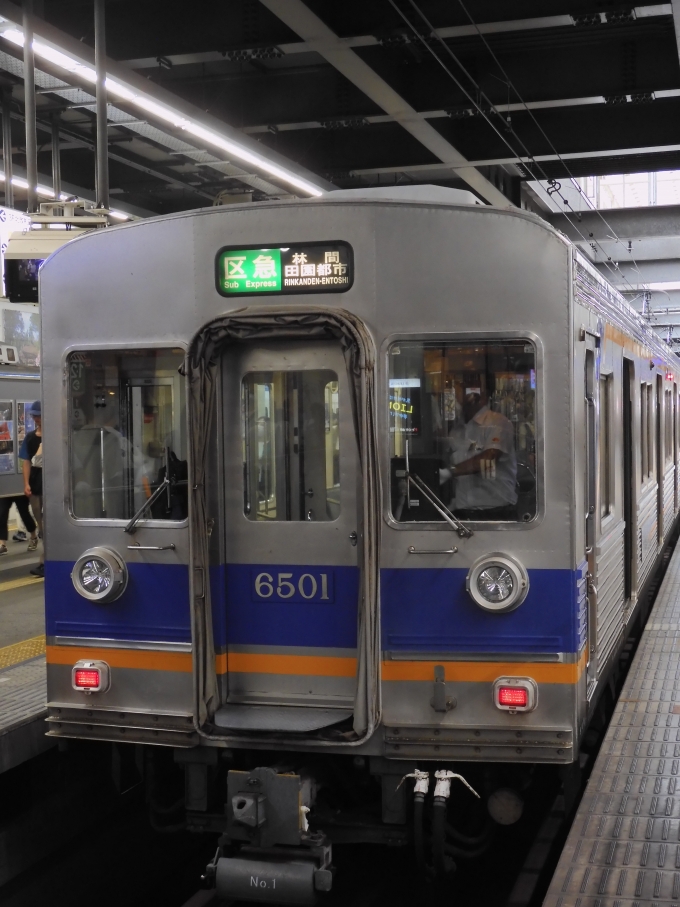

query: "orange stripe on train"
left=46, top=646, right=357, bottom=678
left=46, top=645, right=193, bottom=673
left=46, top=646, right=586, bottom=683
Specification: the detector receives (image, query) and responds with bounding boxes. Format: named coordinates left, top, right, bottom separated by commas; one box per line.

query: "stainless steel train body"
left=40, top=188, right=680, bottom=887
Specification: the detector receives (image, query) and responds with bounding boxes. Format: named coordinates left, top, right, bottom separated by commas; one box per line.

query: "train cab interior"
left=389, top=339, right=537, bottom=525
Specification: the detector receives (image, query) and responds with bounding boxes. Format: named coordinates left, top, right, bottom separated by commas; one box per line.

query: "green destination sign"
left=216, top=241, right=353, bottom=297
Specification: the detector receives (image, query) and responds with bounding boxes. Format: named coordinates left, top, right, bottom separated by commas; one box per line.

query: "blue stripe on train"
left=222, top=564, right=359, bottom=649
left=45, top=561, right=191, bottom=642
left=44, top=561, right=359, bottom=649
left=381, top=567, right=581, bottom=654
left=45, top=561, right=581, bottom=654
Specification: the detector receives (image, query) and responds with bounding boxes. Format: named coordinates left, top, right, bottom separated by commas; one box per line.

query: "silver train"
left=40, top=186, right=680, bottom=900
left=0, top=344, right=40, bottom=502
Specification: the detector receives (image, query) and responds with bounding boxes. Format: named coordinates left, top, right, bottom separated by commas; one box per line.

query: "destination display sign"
left=216, top=241, right=353, bottom=297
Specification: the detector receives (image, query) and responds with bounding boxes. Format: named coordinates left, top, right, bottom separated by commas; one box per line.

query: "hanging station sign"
left=216, top=241, right=353, bottom=297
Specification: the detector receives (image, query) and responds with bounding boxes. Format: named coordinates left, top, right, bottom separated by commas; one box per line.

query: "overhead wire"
left=398, top=0, right=641, bottom=294
left=454, top=0, right=648, bottom=294
left=385, top=0, right=641, bottom=295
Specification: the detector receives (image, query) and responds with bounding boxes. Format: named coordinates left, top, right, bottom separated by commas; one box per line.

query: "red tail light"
left=71, top=660, right=110, bottom=693
left=498, top=686, right=528, bottom=708
left=493, top=677, right=537, bottom=712
left=74, top=669, right=100, bottom=689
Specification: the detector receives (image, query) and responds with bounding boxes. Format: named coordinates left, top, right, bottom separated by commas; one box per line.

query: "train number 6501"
left=254, top=571, right=330, bottom=602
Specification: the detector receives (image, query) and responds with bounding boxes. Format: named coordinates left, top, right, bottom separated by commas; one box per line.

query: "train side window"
left=68, top=348, right=187, bottom=521
left=242, top=370, right=340, bottom=522
left=600, top=374, right=612, bottom=518
left=648, top=383, right=655, bottom=480
left=675, top=384, right=678, bottom=464
left=665, top=388, right=673, bottom=464
left=641, top=383, right=651, bottom=483
left=388, top=339, right=536, bottom=524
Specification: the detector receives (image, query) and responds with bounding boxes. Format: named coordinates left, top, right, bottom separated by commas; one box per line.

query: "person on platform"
left=19, top=401, right=43, bottom=577
left=0, top=495, right=39, bottom=555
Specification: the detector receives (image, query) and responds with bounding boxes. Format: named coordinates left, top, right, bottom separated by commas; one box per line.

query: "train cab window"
left=600, top=374, right=612, bottom=518
left=242, top=370, right=340, bottom=521
left=68, top=348, right=187, bottom=521
left=389, top=340, right=537, bottom=523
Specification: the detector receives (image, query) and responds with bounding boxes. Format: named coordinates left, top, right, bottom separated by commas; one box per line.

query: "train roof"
left=42, top=187, right=676, bottom=368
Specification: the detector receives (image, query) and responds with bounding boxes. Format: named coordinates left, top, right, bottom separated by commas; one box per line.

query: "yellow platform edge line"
left=0, top=633, right=46, bottom=669
left=0, top=575, right=43, bottom=593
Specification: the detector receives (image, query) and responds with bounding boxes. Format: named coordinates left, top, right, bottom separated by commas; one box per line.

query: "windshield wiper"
left=124, top=476, right=171, bottom=534
left=405, top=440, right=473, bottom=539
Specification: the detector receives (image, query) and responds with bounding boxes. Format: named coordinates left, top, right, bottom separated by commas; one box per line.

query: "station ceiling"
left=0, top=0, right=678, bottom=215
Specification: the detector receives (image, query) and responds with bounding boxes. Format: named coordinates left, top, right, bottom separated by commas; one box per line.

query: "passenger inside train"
left=390, top=339, right=536, bottom=522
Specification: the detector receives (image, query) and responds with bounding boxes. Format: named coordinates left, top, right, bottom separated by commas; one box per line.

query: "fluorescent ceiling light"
left=1, top=27, right=23, bottom=46
left=105, top=78, right=136, bottom=102
left=34, top=41, right=96, bottom=81
left=181, top=122, right=323, bottom=195
left=2, top=28, right=95, bottom=80
left=0, top=22, right=325, bottom=197
left=132, top=95, right=187, bottom=128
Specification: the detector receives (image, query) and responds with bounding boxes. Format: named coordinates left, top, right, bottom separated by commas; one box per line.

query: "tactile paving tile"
left=0, top=635, right=46, bottom=670
left=544, top=546, right=680, bottom=906
left=0, top=656, right=47, bottom=733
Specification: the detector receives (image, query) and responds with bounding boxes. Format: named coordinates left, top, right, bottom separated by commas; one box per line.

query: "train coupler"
left=202, top=765, right=332, bottom=903
left=207, top=837, right=332, bottom=905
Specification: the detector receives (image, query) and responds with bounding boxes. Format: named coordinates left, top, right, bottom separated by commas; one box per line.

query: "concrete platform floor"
left=0, top=541, right=44, bottom=651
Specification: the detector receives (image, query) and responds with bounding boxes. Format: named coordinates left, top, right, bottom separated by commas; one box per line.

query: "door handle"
left=127, top=544, right=176, bottom=551
left=349, top=531, right=358, bottom=546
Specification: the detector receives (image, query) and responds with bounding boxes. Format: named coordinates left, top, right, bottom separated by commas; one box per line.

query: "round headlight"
left=71, top=547, right=127, bottom=603
left=466, top=553, right=529, bottom=613
left=477, top=565, right=514, bottom=603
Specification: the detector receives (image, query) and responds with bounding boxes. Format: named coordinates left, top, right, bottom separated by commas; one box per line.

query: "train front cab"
left=40, top=197, right=680, bottom=899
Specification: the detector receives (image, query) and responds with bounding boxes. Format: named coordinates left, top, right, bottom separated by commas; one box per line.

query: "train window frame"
left=665, top=387, right=673, bottom=466
left=674, top=383, right=678, bottom=480
left=650, top=382, right=656, bottom=482
left=599, top=371, right=613, bottom=521
left=380, top=331, right=544, bottom=532
left=641, top=381, right=655, bottom=486
left=63, top=342, right=189, bottom=529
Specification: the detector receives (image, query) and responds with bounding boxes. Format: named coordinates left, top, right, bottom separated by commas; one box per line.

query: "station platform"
left=544, top=542, right=680, bottom=906
left=0, top=543, right=51, bottom=773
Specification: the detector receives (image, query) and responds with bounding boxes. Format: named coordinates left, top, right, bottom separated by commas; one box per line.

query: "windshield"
left=389, top=340, right=537, bottom=524
left=69, top=348, right=187, bottom=521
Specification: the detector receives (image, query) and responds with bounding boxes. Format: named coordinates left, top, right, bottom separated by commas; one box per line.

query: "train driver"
left=439, top=389, right=518, bottom=521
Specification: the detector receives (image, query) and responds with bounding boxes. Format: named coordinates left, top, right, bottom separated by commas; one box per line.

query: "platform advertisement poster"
left=389, top=378, right=421, bottom=436
left=0, top=400, right=14, bottom=473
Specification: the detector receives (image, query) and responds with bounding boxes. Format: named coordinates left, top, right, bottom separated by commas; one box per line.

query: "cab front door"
left=218, top=340, right=360, bottom=732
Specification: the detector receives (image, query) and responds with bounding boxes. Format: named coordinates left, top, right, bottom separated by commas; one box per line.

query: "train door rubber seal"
left=181, top=305, right=381, bottom=745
